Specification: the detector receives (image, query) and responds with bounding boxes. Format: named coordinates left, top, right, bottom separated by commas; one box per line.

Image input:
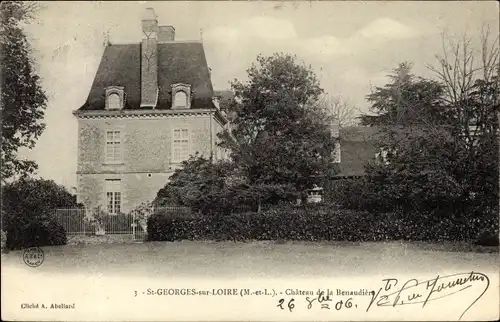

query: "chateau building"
left=73, top=8, right=228, bottom=213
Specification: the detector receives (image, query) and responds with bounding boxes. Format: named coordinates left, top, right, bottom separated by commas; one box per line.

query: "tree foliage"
left=360, top=62, right=448, bottom=127
left=156, top=154, right=232, bottom=211
left=359, top=64, right=459, bottom=212
left=359, top=28, right=499, bottom=217
left=427, top=28, right=499, bottom=211
left=219, top=53, right=338, bottom=197
left=1, top=1, right=47, bottom=181
left=2, top=178, right=81, bottom=222
left=2, top=178, right=75, bottom=250
left=157, top=54, right=338, bottom=212
left=155, top=154, right=297, bottom=214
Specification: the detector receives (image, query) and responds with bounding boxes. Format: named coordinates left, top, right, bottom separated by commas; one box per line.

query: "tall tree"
left=360, top=63, right=461, bottom=212
left=426, top=27, right=499, bottom=212
left=219, top=53, right=338, bottom=201
left=360, top=27, right=499, bottom=217
left=1, top=1, right=47, bottom=182
left=360, top=62, right=447, bottom=127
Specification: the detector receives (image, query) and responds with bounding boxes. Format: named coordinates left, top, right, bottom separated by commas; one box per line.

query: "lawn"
left=2, top=240, right=498, bottom=321
left=2, top=240, right=498, bottom=278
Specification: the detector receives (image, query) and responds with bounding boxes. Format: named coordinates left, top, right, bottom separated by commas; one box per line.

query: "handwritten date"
left=278, top=290, right=357, bottom=312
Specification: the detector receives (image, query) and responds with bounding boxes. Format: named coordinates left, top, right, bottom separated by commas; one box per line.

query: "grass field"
left=2, top=240, right=498, bottom=278
left=2, top=240, right=498, bottom=321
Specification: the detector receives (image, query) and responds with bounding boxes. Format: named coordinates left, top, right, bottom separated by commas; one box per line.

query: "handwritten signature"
left=367, top=271, right=490, bottom=320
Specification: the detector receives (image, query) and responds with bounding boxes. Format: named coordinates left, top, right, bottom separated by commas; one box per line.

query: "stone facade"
left=74, top=8, right=228, bottom=214
left=76, top=111, right=226, bottom=213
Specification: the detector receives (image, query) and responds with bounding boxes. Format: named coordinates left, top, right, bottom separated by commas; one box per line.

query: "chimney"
left=331, top=118, right=341, bottom=163
left=141, top=8, right=158, bottom=108
left=158, top=26, right=175, bottom=42
left=331, top=118, right=340, bottom=138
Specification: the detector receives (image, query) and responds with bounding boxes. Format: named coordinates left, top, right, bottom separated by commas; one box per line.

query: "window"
left=105, top=179, right=121, bottom=214
left=174, top=91, right=187, bottom=108
left=105, top=130, right=122, bottom=163
left=108, top=93, right=121, bottom=110
left=105, top=86, right=124, bottom=110
left=171, top=83, right=191, bottom=109
left=172, top=128, right=189, bottom=162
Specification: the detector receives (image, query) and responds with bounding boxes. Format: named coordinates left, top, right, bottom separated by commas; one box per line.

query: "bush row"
left=147, top=205, right=499, bottom=245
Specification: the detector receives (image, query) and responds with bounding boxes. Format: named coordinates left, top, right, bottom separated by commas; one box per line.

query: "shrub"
left=475, top=231, right=499, bottom=246
left=1, top=230, right=6, bottom=252
left=2, top=178, right=82, bottom=226
left=2, top=178, right=76, bottom=250
left=472, top=208, right=499, bottom=246
left=146, top=211, right=200, bottom=241
left=5, top=214, right=67, bottom=250
left=146, top=204, right=497, bottom=244
left=325, top=177, right=390, bottom=211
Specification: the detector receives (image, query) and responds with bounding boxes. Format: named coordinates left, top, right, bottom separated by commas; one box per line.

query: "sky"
left=17, top=0, right=499, bottom=189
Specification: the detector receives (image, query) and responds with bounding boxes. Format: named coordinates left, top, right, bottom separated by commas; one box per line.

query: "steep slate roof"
left=336, top=126, right=381, bottom=177
left=79, top=42, right=214, bottom=110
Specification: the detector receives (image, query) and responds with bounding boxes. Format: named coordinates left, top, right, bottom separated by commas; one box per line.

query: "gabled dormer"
left=105, top=86, right=125, bottom=110
left=171, top=83, right=191, bottom=109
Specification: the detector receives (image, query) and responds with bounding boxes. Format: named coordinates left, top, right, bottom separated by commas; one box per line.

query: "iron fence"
left=54, top=206, right=193, bottom=241
left=54, top=209, right=92, bottom=235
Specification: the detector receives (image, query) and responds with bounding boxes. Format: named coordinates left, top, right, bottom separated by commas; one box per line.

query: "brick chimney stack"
left=331, top=118, right=341, bottom=163
left=331, top=118, right=340, bottom=138
left=141, top=8, right=158, bottom=108
left=158, top=25, right=175, bottom=42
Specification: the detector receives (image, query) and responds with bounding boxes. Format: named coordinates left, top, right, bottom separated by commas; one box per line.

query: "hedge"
left=147, top=205, right=499, bottom=244
left=1, top=230, right=6, bottom=252
left=5, top=214, right=67, bottom=250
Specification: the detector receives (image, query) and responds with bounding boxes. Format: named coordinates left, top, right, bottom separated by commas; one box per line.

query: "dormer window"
left=171, top=83, right=191, bottom=109
left=105, top=86, right=125, bottom=110
left=174, top=91, right=187, bottom=108
left=108, top=93, right=120, bottom=109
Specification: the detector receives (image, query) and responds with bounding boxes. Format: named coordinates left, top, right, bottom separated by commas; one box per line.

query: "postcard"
left=1, top=1, right=499, bottom=321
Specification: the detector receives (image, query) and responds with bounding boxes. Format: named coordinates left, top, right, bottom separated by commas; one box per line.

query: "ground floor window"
left=105, top=179, right=121, bottom=214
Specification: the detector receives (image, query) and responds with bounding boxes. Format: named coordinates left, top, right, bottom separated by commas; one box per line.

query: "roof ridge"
left=158, top=40, right=203, bottom=44
left=106, top=43, right=140, bottom=46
